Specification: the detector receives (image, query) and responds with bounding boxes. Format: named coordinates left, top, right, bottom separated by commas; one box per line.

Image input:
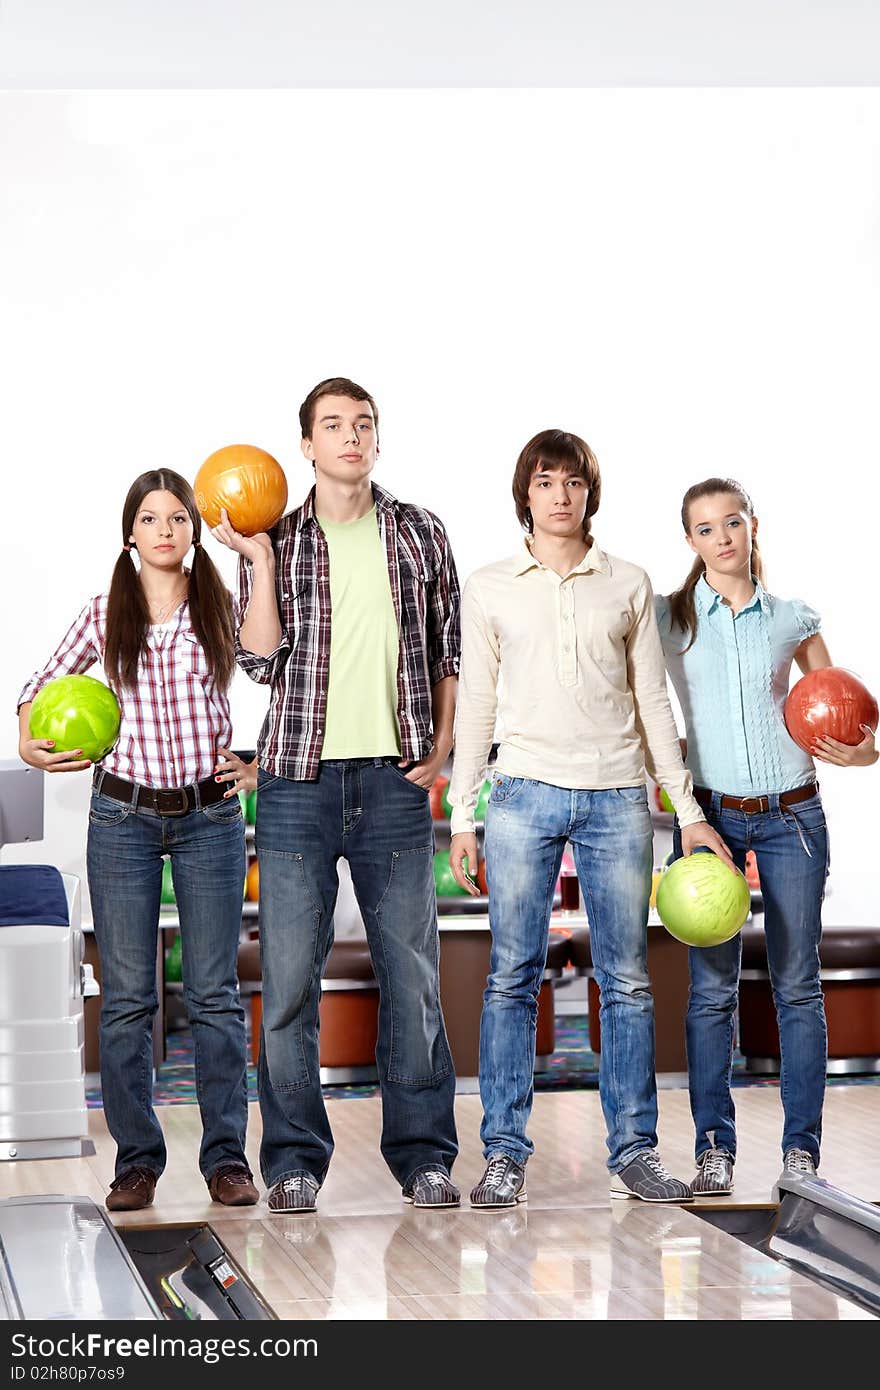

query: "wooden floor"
left=2, top=1085, right=878, bottom=1320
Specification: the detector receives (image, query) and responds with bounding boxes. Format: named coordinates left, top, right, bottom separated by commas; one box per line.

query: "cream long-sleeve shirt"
left=447, top=538, right=705, bottom=835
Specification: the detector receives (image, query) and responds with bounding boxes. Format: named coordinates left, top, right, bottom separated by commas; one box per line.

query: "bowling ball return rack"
left=692, top=1174, right=880, bottom=1317
left=0, top=1195, right=275, bottom=1321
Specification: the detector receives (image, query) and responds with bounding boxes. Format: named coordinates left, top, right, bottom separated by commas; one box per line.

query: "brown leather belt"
left=95, top=770, right=227, bottom=817
left=693, top=781, right=818, bottom=816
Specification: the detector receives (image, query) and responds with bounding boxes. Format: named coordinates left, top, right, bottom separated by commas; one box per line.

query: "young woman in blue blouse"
left=655, top=477, right=877, bottom=1195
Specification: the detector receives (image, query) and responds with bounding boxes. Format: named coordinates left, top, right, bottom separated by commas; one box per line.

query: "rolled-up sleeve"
left=627, top=576, right=705, bottom=828
left=426, top=517, right=461, bottom=685
left=233, top=556, right=290, bottom=685
left=17, top=604, right=100, bottom=709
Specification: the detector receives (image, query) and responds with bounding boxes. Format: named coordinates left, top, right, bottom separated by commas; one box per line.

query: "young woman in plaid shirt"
left=17, top=469, right=258, bottom=1213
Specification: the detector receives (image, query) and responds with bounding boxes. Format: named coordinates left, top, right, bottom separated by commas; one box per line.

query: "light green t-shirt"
left=318, top=507, right=401, bottom=759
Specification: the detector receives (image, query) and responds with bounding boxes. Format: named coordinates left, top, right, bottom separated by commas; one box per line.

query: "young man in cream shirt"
left=448, top=429, right=732, bottom=1207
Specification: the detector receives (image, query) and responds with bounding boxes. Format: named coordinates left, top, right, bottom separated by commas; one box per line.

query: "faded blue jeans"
left=673, top=789, right=829, bottom=1165
left=86, top=781, right=249, bottom=1181
left=254, top=760, right=457, bottom=1190
left=481, top=776, right=656, bottom=1171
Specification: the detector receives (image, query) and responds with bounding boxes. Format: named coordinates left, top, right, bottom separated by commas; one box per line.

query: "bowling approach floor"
left=3, top=1086, right=878, bottom=1320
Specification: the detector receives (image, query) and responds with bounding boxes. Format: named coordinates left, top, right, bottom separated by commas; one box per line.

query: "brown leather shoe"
left=106, top=1165, right=157, bottom=1212
left=207, top=1163, right=259, bottom=1206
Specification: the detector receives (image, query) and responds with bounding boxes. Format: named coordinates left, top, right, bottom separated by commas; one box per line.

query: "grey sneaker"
left=266, top=1171, right=319, bottom=1214
left=402, top=1165, right=461, bottom=1208
left=470, top=1155, right=527, bottom=1208
left=692, top=1148, right=734, bottom=1196
left=610, top=1150, right=693, bottom=1203
left=782, top=1148, right=817, bottom=1178
left=773, top=1147, right=817, bottom=1201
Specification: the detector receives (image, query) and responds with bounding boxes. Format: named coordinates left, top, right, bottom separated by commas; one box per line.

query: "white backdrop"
left=1, top=90, right=877, bottom=920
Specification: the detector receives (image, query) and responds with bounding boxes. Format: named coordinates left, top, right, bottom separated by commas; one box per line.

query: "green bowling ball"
left=655, top=852, right=750, bottom=948
left=245, top=790, right=257, bottom=825
left=433, top=849, right=468, bottom=897
left=474, top=780, right=492, bottom=822
left=165, top=933, right=182, bottom=983
left=161, top=858, right=175, bottom=904
left=29, top=674, right=121, bottom=763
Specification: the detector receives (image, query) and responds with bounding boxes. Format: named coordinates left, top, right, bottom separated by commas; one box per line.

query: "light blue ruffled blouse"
left=655, top=576, right=820, bottom=796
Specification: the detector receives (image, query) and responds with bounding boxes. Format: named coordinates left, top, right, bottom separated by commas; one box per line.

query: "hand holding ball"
left=784, top=667, right=878, bottom=754
left=195, top=444, right=288, bottom=536
left=29, top=674, right=121, bottom=764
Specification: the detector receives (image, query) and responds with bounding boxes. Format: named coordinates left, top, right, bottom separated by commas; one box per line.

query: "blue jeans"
left=254, top=760, right=457, bottom=1189
left=481, top=776, right=656, bottom=1171
left=672, top=790, right=829, bottom=1164
left=86, top=780, right=249, bottom=1180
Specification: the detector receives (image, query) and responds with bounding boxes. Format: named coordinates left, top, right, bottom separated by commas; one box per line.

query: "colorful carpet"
left=85, top=1015, right=880, bottom=1107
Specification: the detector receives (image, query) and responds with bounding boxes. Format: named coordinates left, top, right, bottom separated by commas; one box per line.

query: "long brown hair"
left=667, top=477, right=766, bottom=651
left=105, top=470, right=235, bottom=691
left=512, top=429, right=602, bottom=541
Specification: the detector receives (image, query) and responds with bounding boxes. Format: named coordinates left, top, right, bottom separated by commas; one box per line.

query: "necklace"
left=147, top=582, right=188, bottom=624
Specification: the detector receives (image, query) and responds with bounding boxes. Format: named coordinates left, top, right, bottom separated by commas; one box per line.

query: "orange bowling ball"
left=476, top=858, right=488, bottom=895
left=246, top=858, right=260, bottom=901
left=195, top=444, right=288, bottom=536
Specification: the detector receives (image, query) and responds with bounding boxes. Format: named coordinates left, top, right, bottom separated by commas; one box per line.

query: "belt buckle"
left=738, top=795, right=763, bottom=815
left=154, top=787, right=190, bottom=817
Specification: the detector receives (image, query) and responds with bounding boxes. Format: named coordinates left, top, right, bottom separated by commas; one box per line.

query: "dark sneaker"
left=692, top=1148, right=734, bottom=1196
left=402, top=1166, right=461, bottom=1208
left=610, top=1150, right=693, bottom=1203
left=470, top=1154, right=527, bottom=1208
left=266, top=1171, right=320, bottom=1214
left=207, top=1163, right=259, bottom=1206
left=106, top=1165, right=157, bottom=1212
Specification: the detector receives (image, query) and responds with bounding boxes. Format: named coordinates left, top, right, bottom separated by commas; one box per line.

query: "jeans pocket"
left=384, top=759, right=430, bottom=794
left=88, top=793, right=131, bottom=827
left=256, top=768, right=280, bottom=792
left=489, top=774, right=525, bottom=805
left=613, top=785, right=648, bottom=805
left=202, top=795, right=243, bottom=823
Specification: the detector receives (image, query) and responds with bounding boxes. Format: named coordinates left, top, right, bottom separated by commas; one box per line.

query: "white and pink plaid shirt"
left=17, top=594, right=235, bottom=789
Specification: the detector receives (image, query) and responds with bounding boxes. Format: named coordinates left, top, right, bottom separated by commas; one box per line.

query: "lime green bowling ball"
left=29, top=674, right=121, bottom=762
left=245, top=791, right=257, bottom=825
left=655, top=852, right=750, bottom=947
left=161, top=858, right=175, bottom=904
left=165, top=933, right=182, bottom=982
left=433, top=850, right=468, bottom=897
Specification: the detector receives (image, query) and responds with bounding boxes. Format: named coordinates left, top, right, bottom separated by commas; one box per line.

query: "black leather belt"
left=693, top=781, right=818, bottom=816
left=95, top=770, right=227, bottom=817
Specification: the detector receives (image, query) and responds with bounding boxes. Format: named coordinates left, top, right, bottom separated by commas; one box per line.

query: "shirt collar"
left=512, top=536, right=610, bottom=579
left=298, top=481, right=397, bottom=531
left=696, top=574, right=770, bottom=616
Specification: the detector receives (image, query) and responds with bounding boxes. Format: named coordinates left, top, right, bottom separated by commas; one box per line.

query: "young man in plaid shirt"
left=215, top=377, right=461, bottom=1213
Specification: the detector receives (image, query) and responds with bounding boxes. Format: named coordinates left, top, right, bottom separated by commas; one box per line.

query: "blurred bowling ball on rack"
left=29, top=673, right=121, bottom=763
left=161, top=857, right=175, bottom=904
left=784, top=666, right=878, bottom=753
left=195, top=443, right=288, bottom=535
left=655, top=852, right=751, bottom=948
left=744, top=850, right=760, bottom=891
left=429, top=775, right=449, bottom=820
left=165, top=932, right=182, bottom=983
left=476, top=858, right=488, bottom=895
left=433, top=849, right=468, bottom=897
left=653, top=784, right=675, bottom=815
left=246, top=859, right=260, bottom=901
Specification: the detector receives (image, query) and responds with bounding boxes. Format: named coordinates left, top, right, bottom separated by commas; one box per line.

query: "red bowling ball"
left=784, top=667, right=878, bottom=754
